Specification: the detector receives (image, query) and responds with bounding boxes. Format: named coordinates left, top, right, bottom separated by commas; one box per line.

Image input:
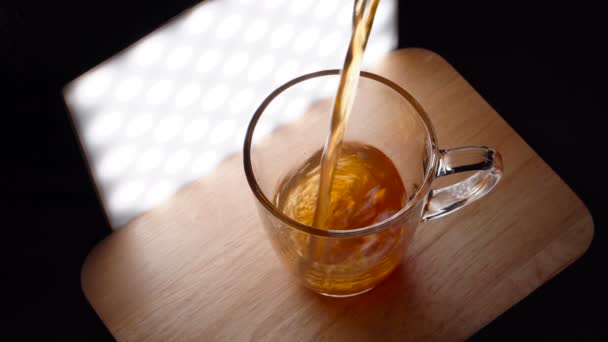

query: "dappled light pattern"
left=64, top=0, right=397, bottom=228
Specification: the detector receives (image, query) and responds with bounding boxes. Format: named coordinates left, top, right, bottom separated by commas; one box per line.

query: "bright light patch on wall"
left=64, top=0, right=398, bottom=229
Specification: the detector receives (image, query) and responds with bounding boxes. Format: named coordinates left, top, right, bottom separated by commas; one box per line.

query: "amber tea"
left=272, top=141, right=408, bottom=295
left=275, top=142, right=406, bottom=231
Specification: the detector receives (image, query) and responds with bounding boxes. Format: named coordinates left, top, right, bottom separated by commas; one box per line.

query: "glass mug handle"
left=422, top=146, right=503, bottom=221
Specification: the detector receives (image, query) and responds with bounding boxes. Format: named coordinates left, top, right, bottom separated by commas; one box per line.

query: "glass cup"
left=243, top=70, right=503, bottom=297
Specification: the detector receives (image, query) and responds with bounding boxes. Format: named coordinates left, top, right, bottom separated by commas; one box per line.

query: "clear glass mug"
left=243, top=70, right=503, bottom=297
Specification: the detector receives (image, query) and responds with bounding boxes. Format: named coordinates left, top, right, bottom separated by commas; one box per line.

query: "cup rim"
left=243, top=69, right=440, bottom=238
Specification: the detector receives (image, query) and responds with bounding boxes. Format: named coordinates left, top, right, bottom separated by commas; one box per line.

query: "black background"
left=2, top=1, right=606, bottom=340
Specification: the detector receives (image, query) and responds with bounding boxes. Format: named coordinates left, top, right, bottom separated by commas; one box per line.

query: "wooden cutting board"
left=81, top=48, right=593, bottom=341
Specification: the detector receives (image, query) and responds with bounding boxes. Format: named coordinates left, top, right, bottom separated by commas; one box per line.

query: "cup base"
left=318, top=286, right=374, bottom=298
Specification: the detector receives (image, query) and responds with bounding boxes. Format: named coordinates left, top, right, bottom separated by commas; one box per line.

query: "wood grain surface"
left=81, top=48, right=593, bottom=341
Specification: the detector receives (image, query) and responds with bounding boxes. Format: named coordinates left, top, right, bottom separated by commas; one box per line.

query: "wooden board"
left=81, top=48, right=594, bottom=341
